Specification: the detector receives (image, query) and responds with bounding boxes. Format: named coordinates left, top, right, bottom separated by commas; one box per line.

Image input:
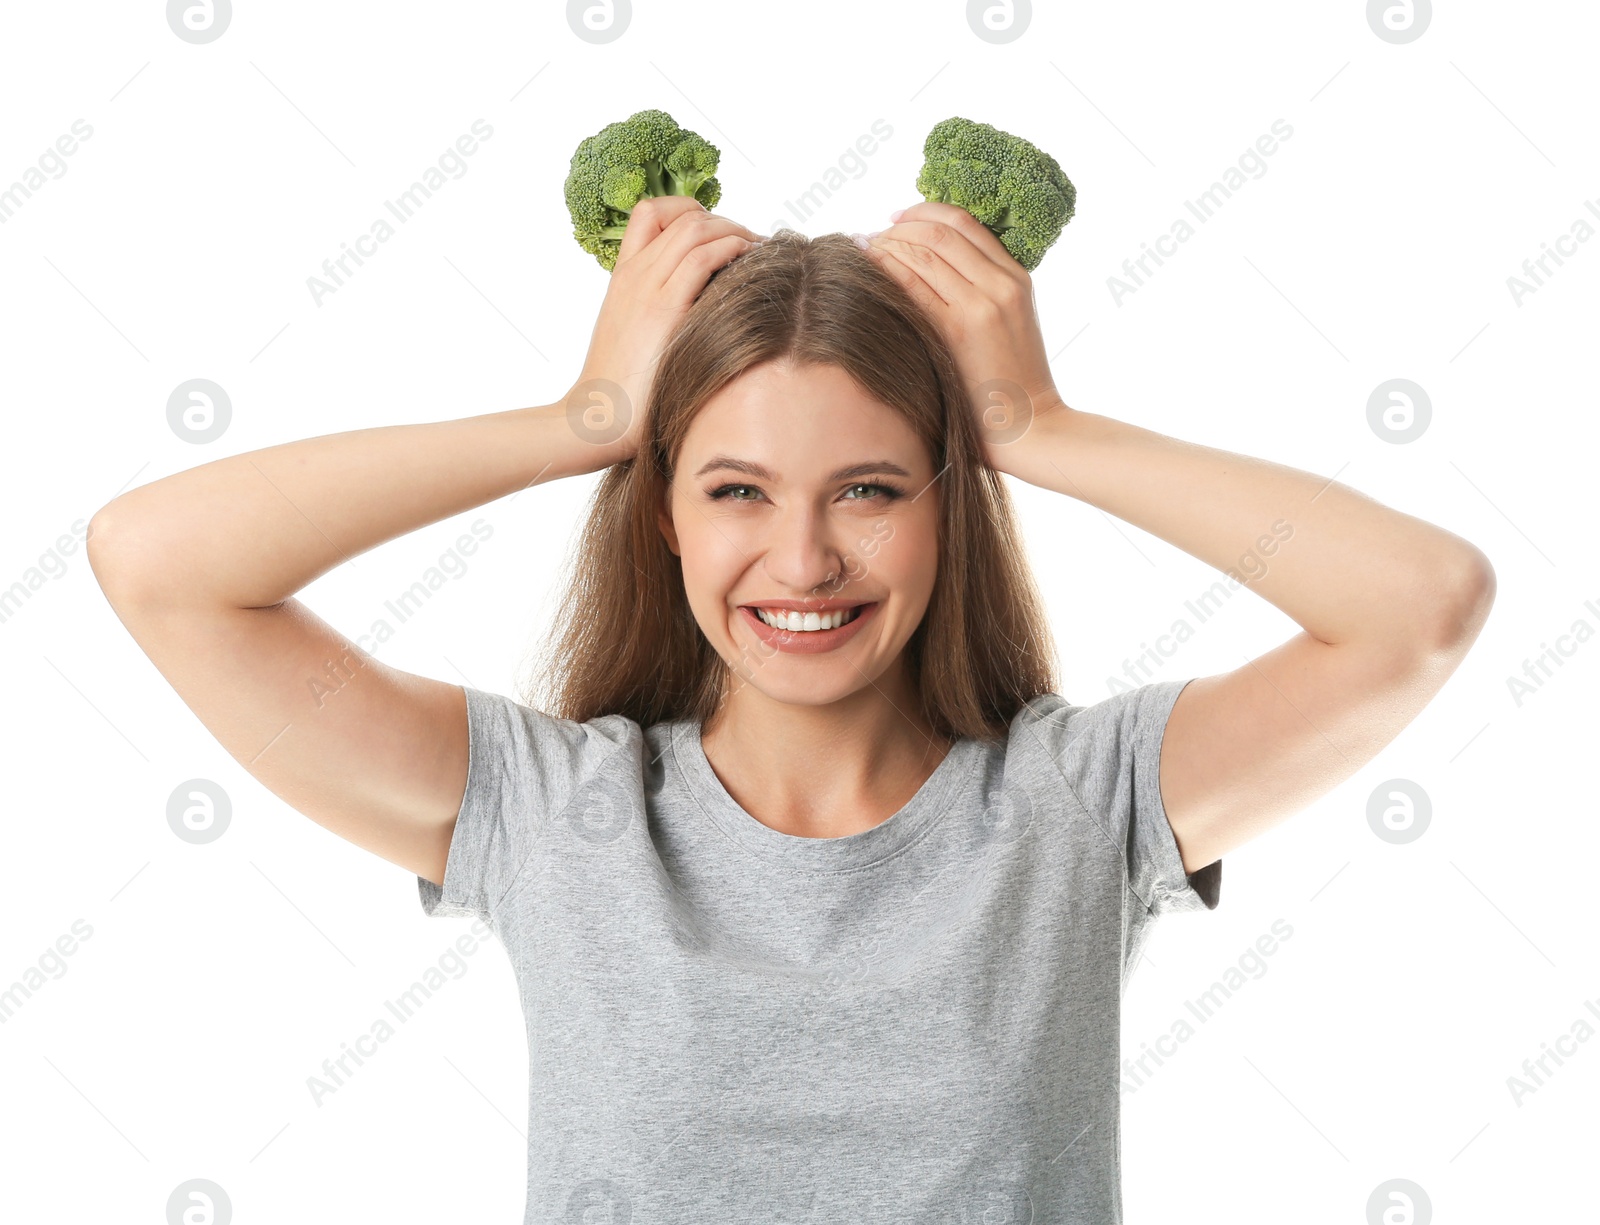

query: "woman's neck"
left=698, top=681, right=954, bottom=839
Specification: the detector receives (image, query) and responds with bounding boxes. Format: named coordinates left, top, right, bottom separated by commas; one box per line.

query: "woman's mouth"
left=748, top=605, right=865, bottom=632
left=737, top=602, right=879, bottom=654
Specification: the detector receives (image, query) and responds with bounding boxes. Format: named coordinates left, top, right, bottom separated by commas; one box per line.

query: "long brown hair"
left=523, top=229, right=1059, bottom=744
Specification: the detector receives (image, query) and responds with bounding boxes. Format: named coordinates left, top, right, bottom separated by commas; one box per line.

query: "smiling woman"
left=86, top=189, right=1488, bottom=1222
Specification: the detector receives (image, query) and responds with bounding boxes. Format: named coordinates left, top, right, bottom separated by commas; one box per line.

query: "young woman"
left=88, top=196, right=1494, bottom=1220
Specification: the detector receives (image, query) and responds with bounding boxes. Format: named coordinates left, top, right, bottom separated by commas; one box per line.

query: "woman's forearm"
left=997, top=405, right=1493, bottom=652
left=91, top=400, right=616, bottom=609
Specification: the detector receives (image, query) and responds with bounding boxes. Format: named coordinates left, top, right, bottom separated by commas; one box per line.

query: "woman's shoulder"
left=1009, top=679, right=1193, bottom=727
left=1000, top=679, right=1194, bottom=770
left=463, top=685, right=646, bottom=783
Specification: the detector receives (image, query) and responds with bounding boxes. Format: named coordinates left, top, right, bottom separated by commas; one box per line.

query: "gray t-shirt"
left=418, top=676, right=1221, bottom=1223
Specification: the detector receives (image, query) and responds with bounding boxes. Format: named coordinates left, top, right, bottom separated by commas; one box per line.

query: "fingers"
left=887, top=201, right=1021, bottom=273
left=869, top=219, right=1022, bottom=312
left=863, top=233, right=968, bottom=313
left=658, top=231, right=762, bottom=303
left=863, top=238, right=939, bottom=311
left=614, top=195, right=708, bottom=265
left=638, top=203, right=764, bottom=300
left=621, top=197, right=763, bottom=284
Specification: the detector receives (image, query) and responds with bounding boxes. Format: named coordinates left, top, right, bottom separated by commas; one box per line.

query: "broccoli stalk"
left=914, top=117, right=1076, bottom=272
left=563, top=109, right=722, bottom=271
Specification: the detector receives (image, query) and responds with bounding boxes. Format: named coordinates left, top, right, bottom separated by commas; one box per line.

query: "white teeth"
left=752, top=606, right=863, bottom=632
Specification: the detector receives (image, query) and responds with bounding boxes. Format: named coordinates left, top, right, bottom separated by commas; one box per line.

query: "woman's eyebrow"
left=692, top=456, right=913, bottom=482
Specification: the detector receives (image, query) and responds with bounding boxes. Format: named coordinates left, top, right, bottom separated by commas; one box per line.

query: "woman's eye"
left=844, top=479, right=908, bottom=498
left=706, top=482, right=904, bottom=503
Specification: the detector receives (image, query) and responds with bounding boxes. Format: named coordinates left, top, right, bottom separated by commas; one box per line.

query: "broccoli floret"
left=563, top=109, right=723, bottom=271
left=914, top=117, right=1076, bottom=272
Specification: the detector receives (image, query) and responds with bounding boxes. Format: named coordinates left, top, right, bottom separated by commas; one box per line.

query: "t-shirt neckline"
left=670, top=719, right=983, bottom=870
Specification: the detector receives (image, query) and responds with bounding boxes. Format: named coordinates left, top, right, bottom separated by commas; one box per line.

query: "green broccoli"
left=563, top=109, right=723, bottom=271
left=914, top=117, right=1076, bottom=272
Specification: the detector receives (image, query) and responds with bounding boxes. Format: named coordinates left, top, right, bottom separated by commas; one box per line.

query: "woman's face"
left=658, top=359, right=942, bottom=710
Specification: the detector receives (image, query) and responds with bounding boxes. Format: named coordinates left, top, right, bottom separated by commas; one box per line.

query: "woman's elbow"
left=1421, top=546, right=1497, bottom=655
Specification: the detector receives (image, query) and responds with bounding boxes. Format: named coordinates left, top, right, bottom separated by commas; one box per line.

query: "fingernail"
left=889, top=208, right=906, bottom=222
left=850, top=232, right=871, bottom=250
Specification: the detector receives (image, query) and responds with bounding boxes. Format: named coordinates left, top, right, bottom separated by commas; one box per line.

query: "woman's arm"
left=87, top=402, right=618, bottom=885
left=997, top=403, right=1495, bottom=874
left=861, top=203, right=1495, bottom=875
left=91, top=402, right=617, bottom=610
left=998, top=405, right=1493, bottom=652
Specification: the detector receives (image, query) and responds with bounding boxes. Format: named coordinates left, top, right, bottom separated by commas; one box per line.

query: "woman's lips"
left=738, top=601, right=879, bottom=654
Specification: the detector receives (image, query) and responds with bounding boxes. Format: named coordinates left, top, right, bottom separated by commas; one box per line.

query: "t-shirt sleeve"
left=417, top=685, right=634, bottom=924
left=1025, top=678, right=1221, bottom=917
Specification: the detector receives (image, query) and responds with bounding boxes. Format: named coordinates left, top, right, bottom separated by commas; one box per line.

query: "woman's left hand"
left=860, top=202, right=1065, bottom=470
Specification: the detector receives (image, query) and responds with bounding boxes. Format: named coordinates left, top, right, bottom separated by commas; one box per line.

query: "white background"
left=1, top=1, right=1594, bottom=1221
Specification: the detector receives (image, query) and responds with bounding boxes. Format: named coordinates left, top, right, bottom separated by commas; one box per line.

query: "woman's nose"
left=760, top=506, right=846, bottom=593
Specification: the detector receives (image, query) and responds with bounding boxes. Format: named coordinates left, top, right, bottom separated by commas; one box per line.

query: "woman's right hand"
left=566, top=196, right=765, bottom=465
